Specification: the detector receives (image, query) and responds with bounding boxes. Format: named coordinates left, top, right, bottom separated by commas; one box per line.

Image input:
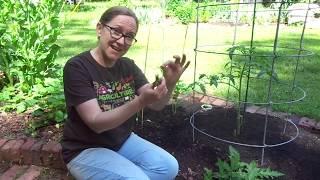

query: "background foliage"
left=0, top=0, right=65, bottom=135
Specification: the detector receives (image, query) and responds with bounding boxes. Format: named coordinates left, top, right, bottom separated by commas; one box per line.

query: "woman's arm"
left=75, top=81, right=168, bottom=134
left=76, top=96, right=142, bottom=134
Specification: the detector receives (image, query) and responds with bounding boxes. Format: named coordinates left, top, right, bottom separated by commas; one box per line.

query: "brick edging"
left=180, top=94, right=320, bottom=132
left=245, top=105, right=320, bottom=132
left=0, top=138, right=66, bottom=170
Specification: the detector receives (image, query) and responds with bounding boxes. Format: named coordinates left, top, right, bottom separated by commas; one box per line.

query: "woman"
left=62, top=6, right=190, bottom=180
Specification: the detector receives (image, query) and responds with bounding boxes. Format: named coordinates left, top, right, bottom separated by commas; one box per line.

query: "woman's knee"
left=145, top=153, right=179, bottom=180
left=67, top=148, right=151, bottom=180
left=165, top=156, right=179, bottom=179
left=68, top=163, right=150, bottom=180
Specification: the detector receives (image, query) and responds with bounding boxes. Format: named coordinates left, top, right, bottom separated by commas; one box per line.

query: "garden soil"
left=1, top=102, right=320, bottom=180
left=137, top=104, right=320, bottom=180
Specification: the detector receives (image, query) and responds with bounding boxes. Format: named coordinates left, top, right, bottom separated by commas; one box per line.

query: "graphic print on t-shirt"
left=93, top=75, right=135, bottom=111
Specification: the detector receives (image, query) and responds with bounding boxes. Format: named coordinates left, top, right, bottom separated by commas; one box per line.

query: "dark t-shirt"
left=61, top=51, right=148, bottom=163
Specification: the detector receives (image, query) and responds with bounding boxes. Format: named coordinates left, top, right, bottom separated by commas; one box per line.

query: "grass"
left=57, top=2, right=320, bottom=120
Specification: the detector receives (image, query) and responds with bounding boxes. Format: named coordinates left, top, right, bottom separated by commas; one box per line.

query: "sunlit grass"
left=57, top=2, right=320, bottom=120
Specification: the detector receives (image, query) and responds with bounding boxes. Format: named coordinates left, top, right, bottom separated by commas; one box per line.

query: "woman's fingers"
left=173, top=55, right=180, bottom=64
left=173, top=54, right=189, bottom=67
left=183, top=61, right=190, bottom=72
left=161, top=54, right=190, bottom=75
left=181, top=54, right=186, bottom=66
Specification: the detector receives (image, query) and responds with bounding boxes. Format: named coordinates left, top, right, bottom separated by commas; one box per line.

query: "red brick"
left=42, top=141, right=61, bottom=154
left=298, top=117, right=316, bottom=128
left=314, top=122, right=320, bottom=131
left=0, top=139, right=8, bottom=148
left=193, top=93, right=205, bottom=103
left=41, top=141, right=65, bottom=168
left=0, top=139, right=9, bottom=160
left=0, top=165, right=28, bottom=180
left=30, top=141, right=44, bottom=165
left=21, top=138, right=36, bottom=151
left=20, top=138, right=36, bottom=164
left=212, top=99, right=227, bottom=107
left=10, top=139, right=25, bottom=163
left=1, top=140, right=15, bottom=151
left=207, top=96, right=217, bottom=104
left=1, top=139, right=25, bottom=163
left=199, top=96, right=210, bottom=104
left=16, top=165, right=42, bottom=180
left=56, top=153, right=68, bottom=170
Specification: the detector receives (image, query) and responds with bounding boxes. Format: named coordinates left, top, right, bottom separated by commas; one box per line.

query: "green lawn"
left=57, top=2, right=320, bottom=120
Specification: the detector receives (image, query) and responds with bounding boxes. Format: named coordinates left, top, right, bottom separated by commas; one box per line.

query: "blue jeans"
left=67, top=133, right=179, bottom=180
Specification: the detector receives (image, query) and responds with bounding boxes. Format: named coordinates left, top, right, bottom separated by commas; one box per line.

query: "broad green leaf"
left=16, top=102, right=26, bottom=113
left=54, top=110, right=64, bottom=122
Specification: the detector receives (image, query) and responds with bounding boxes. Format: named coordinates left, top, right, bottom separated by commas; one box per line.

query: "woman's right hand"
left=137, top=78, right=168, bottom=107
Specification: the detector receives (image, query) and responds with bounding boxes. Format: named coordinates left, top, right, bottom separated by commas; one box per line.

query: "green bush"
left=0, top=0, right=66, bottom=135
left=166, top=0, right=214, bottom=24
left=0, top=0, right=64, bottom=90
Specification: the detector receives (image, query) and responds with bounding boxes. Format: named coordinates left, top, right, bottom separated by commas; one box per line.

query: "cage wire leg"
left=260, top=0, right=286, bottom=165
left=144, top=23, right=151, bottom=74
left=161, top=11, right=165, bottom=63
left=241, top=0, right=258, bottom=128
left=283, top=0, right=311, bottom=134
left=192, top=1, right=201, bottom=143
left=224, top=2, right=240, bottom=123
left=182, top=24, right=189, bottom=54
left=139, top=23, right=152, bottom=129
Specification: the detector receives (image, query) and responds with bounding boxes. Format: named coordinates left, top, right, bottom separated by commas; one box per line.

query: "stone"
left=256, top=107, right=268, bottom=115
left=298, top=117, right=317, bottom=128
left=269, top=111, right=288, bottom=119
left=245, top=105, right=260, bottom=114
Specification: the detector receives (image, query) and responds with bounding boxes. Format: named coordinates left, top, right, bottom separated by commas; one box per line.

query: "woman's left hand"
left=161, top=54, right=190, bottom=88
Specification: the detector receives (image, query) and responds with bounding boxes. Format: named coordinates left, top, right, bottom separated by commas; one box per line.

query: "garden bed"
left=1, top=102, right=320, bottom=179
left=136, top=103, right=320, bottom=180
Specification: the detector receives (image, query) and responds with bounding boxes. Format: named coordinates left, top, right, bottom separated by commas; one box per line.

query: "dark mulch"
left=135, top=104, right=320, bottom=180
left=1, top=102, right=320, bottom=180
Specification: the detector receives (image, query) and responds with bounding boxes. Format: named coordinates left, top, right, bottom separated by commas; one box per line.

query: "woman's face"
left=97, top=15, right=137, bottom=64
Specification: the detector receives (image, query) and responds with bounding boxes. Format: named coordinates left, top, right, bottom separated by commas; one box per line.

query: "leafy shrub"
left=26, top=78, right=66, bottom=137
left=0, top=0, right=66, bottom=135
left=166, top=0, right=214, bottom=24
left=204, top=146, right=284, bottom=180
left=0, top=77, right=66, bottom=136
left=0, top=0, right=64, bottom=89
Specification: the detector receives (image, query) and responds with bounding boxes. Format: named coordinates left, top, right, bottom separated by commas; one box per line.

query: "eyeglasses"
left=102, top=23, right=137, bottom=45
